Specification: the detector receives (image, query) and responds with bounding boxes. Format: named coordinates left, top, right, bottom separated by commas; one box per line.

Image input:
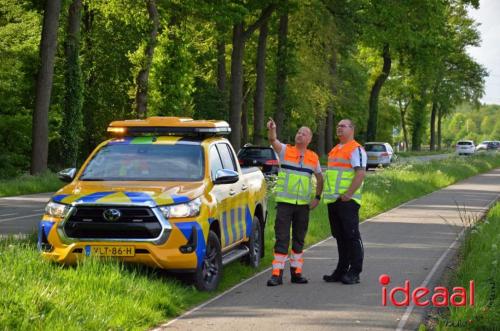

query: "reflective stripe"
left=290, top=250, right=304, bottom=269
left=272, top=253, right=288, bottom=271
left=281, top=160, right=316, bottom=172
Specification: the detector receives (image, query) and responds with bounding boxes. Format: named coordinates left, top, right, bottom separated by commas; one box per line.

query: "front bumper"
left=40, top=202, right=208, bottom=270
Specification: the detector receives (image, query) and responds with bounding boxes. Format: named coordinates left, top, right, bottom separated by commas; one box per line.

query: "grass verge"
left=421, top=202, right=500, bottom=331
left=396, top=149, right=453, bottom=157
left=1, top=154, right=499, bottom=330
left=0, top=172, right=63, bottom=198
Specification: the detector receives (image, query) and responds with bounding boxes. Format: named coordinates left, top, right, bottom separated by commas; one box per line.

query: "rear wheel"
left=245, top=216, right=262, bottom=268
left=194, top=231, right=222, bottom=291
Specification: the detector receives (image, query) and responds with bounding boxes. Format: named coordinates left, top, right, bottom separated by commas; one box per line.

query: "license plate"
left=84, top=245, right=135, bottom=257
left=368, top=156, right=377, bottom=160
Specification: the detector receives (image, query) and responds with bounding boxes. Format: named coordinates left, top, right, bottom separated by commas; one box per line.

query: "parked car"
left=364, top=142, right=395, bottom=169
left=476, top=141, right=492, bottom=151
left=456, top=140, right=475, bottom=155
left=237, top=145, right=279, bottom=175
left=40, top=117, right=268, bottom=291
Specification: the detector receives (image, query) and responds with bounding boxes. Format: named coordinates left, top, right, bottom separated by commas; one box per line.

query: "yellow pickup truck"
left=39, top=117, right=268, bottom=290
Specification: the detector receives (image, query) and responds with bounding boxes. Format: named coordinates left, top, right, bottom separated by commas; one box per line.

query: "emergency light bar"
left=107, top=117, right=231, bottom=136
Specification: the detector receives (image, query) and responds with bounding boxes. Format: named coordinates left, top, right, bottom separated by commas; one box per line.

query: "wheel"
left=194, top=230, right=222, bottom=291
left=245, top=216, right=262, bottom=268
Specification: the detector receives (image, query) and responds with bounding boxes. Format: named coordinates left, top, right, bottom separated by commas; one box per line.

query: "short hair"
left=341, top=119, right=355, bottom=129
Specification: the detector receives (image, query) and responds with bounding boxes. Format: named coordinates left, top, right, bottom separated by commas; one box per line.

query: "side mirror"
left=57, top=168, right=76, bottom=182
left=213, top=169, right=239, bottom=185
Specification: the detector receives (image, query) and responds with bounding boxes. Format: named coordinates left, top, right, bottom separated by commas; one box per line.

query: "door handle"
left=229, top=189, right=236, bottom=196
left=241, top=184, right=248, bottom=191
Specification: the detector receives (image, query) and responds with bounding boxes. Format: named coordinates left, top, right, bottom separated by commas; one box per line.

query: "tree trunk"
left=61, top=0, right=83, bottom=168
left=216, top=24, right=227, bottom=112
left=366, top=43, right=391, bottom=142
left=31, top=0, right=62, bottom=175
left=429, top=100, right=437, bottom=151
left=398, top=99, right=410, bottom=151
left=326, top=49, right=337, bottom=152
left=274, top=5, right=288, bottom=138
left=229, top=23, right=245, bottom=149
left=135, top=0, right=159, bottom=118
left=326, top=108, right=334, bottom=152
left=317, top=115, right=326, bottom=156
left=241, top=80, right=250, bottom=145
left=437, top=105, right=442, bottom=151
left=228, top=5, right=275, bottom=149
left=253, top=18, right=269, bottom=145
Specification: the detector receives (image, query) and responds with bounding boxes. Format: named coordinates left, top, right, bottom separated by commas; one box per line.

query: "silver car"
left=364, top=142, right=394, bottom=168
left=456, top=140, right=475, bottom=155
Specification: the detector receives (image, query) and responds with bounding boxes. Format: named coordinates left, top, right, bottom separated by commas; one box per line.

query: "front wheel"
left=194, top=230, right=222, bottom=291
left=245, top=216, right=262, bottom=268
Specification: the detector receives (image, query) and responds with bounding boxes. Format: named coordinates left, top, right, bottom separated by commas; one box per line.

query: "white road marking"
left=0, top=197, right=50, bottom=202
left=0, top=213, right=43, bottom=224
left=0, top=213, right=17, bottom=217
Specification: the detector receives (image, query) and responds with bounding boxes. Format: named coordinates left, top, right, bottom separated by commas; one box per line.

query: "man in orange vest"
left=322, top=119, right=366, bottom=284
left=266, top=118, right=324, bottom=286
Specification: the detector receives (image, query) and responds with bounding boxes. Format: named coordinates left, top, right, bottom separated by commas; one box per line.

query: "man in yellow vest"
left=266, top=118, right=324, bottom=286
left=322, top=119, right=366, bottom=285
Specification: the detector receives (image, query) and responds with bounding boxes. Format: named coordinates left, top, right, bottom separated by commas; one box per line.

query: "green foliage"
left=0, top=0, right=492, bottom=179
left=442, top=104, right=500, bottom=146
left=433, top=203, right=500, bottom=330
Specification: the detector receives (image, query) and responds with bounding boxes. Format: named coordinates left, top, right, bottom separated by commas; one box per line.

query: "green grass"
left=1, top=154, right=500, bottom=330
left=0, top=172, right=63, bottom=198
left=423, top=203, right=500, bottom=331
left=396, top=149, right=453, bottom=157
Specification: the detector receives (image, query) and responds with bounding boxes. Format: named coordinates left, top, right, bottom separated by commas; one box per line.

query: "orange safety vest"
left=323, top=140, right=363, bottom=204
left=275, top=145, right=319, bottom=205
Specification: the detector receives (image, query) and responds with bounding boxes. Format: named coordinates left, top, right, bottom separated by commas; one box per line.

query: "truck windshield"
left=80, top=143, right=204, bottom=181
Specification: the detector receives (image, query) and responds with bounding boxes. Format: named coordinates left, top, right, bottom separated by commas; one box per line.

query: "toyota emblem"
left=103, top=208, right=121, bottom=222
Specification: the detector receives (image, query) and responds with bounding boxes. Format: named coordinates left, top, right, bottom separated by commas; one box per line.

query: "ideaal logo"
left=379, top=274, right=474, bottom=307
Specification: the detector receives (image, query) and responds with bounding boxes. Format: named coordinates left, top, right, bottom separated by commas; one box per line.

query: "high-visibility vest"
left=275, top=145, right=319, bottom=205
left=323, top=140, right=363, bottom=205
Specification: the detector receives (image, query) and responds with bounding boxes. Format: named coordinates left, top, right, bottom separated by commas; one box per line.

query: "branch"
left=243, top=4, right=276, bottom=41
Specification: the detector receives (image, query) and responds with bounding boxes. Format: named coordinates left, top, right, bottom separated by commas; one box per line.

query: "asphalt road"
left=0, top=193, right=52, bottom=235
left=157, top=168, right=500, bottom=331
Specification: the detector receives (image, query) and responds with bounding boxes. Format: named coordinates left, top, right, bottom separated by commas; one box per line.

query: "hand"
left=267, top=118, right=276, bottom=130
left=340, top=193, right=352, bottom=202
left=309, top=198, right=319, bottom=210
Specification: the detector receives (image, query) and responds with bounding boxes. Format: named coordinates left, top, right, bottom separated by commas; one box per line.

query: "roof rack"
left=107, top=117, right=231, bottom=137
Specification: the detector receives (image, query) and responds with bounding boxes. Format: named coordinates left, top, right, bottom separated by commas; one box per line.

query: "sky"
left=467, top=0, right=500, bottom=105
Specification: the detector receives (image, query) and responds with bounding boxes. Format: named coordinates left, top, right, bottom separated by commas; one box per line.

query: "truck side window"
left=216, top=143, right=237, bottom=171
left=209, top=145, right=224, bottom=179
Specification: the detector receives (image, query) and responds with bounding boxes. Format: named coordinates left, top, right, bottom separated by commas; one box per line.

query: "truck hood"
left=51, top=181, right=206, bottom=206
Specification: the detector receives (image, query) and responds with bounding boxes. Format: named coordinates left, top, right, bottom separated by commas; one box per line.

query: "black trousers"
left=327, top=200, right=364, bottom=274
left=274, top=202, right=309, bottom=255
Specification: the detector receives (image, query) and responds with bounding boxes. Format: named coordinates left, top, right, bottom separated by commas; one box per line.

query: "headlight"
left=45, top=201, right=70, bottom=218
left=160, top=198, right=202, bottom=218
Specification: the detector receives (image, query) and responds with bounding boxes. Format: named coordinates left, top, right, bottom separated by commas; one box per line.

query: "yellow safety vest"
left=323, top=140, right=363, bottom=205
left=275, top=145, right=319, bottom=205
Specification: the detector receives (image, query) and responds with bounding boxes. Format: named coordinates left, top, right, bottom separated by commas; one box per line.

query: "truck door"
left=211, top=143, right=247, bottom=248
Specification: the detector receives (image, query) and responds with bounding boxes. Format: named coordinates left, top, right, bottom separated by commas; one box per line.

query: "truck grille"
left=64, top=206, right=162, bottom=239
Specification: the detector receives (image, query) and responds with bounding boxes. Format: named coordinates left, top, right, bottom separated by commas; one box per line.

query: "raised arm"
left=267, top=118, right=283, bottom=154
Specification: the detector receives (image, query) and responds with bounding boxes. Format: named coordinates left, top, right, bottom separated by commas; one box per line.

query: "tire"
left=245, top=216, right=262, bottom=268
left=194, top=230, right=222, bottom=291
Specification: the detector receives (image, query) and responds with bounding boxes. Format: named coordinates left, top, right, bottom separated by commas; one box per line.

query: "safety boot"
left=290, top=267, right=308, bottom=284
left=267, top=269, right=283, bottom=286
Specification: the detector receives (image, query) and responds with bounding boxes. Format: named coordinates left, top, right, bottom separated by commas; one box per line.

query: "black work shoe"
left=323, top=270, right=344, bottom=283
left=267, top=270, right=283, bottom=286
left=290, top=267, right=308, bottom=284
left=341, top=272, right=360, bottom=285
